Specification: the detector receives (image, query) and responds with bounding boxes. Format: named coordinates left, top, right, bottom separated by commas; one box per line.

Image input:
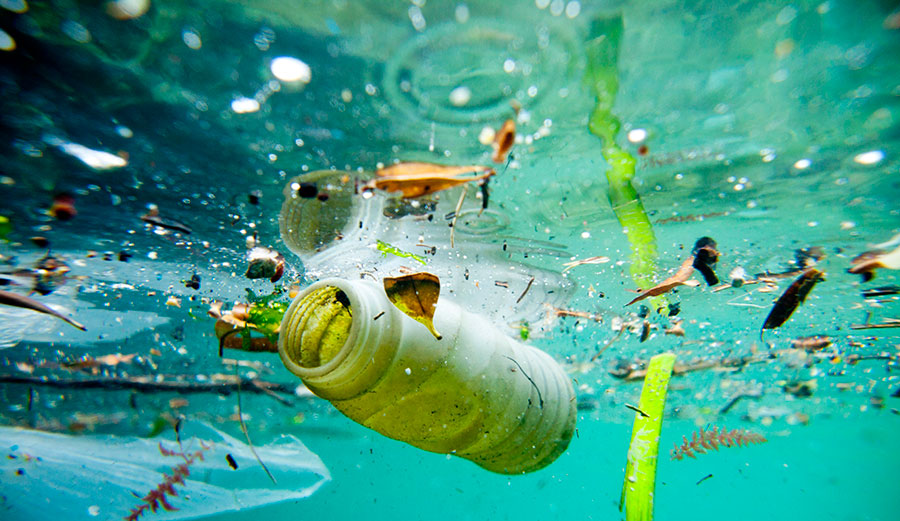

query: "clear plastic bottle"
left=279, top=278, right=577, bottom=474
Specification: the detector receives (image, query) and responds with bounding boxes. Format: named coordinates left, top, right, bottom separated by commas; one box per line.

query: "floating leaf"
left=491, top=119, right=516, bottom=163
left=625, top=257, right=699, bottom=306
left=0, top=289, right=86, bottom=331
left=383, top=272, right=442, bottom=339
left=761, top=267, right=824, bottom=334
left=368, top=162, right=494, bottom=199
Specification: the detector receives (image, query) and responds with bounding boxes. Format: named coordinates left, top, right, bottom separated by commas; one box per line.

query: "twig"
left=449, top=185, right=467, bottom=248
left=504, top=356, right=543, bottom=408
left=516, top=277, right=536, bottom=304
left=236, top=370, right=277, bottom=484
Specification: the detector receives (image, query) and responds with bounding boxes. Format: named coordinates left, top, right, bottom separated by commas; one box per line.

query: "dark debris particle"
left=316, top=192, right=330, bottom=202
left=297, top=182, right=318, bottom=198
left=248, top=190, right=262, bottom=205
left=226, top=453, right=238, bottom=470
left=118, top=250, right=132, bottom=262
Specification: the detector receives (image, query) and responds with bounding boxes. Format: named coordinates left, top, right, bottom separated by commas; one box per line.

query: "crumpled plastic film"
left=0, top=422, right=330, bottom=520
left=279, top=171, right=575, bottom=336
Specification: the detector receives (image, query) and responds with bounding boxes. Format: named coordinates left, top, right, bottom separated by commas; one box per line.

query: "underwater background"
left=1, top=0, right=899, bottom=520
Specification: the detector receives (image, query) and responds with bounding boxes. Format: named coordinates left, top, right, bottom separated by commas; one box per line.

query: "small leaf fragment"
left=625, top=257, right=698, bottom=306
left=368, top=162, right=494, bottom=198
left=761, top=267, right=825, bottom=333
left=383, top=272, right=442, bottom=339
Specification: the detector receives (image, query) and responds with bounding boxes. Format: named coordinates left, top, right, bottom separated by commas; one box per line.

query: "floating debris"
left=782, top=378, right=817, bottom=398
left=0, top=289, right=86, bottom=331
left=183, top=273, right=201, bottom=290
left=491, top=119, right=516, bottom=163
left=790, top=335, right=831, bottom=351
left=375, top=240, right=426, bottom=265
left=691, top=237, right=719, bottom=286
left=760, top=268, right=825, bottom=336
left=561, top=255, right=611, bottom=273
left=245, top=247, right=286, bottom=283
left=848, top=243, right=900, bottom=282
left=664, top=319, right=685, bottom=336
left=625, top=257, right=699, bottom=306
left=366, top=161, right=494, bottom=198
left=141, top=205, right=192, bottom=234
left=165, top=296, right=182, bottom=308
left=49, top=193, right=77, bottom=220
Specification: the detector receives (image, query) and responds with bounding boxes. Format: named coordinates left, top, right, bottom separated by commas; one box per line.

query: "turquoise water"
left=1, top=1, right=899, bottom=520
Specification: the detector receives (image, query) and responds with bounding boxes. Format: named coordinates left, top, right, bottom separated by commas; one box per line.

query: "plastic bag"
left=0, top=422, right=330, bottom=520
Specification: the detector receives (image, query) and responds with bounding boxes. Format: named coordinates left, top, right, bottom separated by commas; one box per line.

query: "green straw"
left=619, top=352, right=676, bottom=521
left=585, top=14, right=666, bottom=313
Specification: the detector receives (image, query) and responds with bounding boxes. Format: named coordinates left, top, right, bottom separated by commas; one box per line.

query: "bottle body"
left=279, top=278, right=576, bottom=474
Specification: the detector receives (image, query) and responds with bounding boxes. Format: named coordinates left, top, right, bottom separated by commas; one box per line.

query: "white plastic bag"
left=0, top=422, right=330, bottom=520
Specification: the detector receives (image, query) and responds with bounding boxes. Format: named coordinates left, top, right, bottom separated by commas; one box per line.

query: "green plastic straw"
left=585, top=14, right=666, bottom=313
left=619, top=352, right=677, bottom=521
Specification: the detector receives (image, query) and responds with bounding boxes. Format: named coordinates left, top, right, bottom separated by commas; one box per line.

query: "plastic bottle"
left=278, top=277, right=576, bottom=474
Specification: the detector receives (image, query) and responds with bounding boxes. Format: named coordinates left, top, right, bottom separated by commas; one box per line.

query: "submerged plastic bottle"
left=278, top=278, right=577, bottom=474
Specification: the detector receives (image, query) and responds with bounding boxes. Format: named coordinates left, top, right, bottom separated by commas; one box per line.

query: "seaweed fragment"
left=760, top=268, right=825, bottom=337
left=670, top=426, right=766, bottom=461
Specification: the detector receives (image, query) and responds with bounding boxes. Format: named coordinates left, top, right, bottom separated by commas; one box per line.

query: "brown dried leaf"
left=492, top=119, right=516, bottom=163
left=383, top=272, right=442, bottom=339
left=761, top=268, right=825, bottom=333
left=626, top=257, right=699, bottom=306
left=370, top=162, right=494, bottom=198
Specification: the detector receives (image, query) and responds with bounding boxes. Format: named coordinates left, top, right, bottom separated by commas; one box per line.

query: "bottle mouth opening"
left=279, top=284, right=355, bottom=375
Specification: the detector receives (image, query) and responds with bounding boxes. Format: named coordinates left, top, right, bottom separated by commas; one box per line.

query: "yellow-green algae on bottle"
left=278, top=278, right=577, bottom=474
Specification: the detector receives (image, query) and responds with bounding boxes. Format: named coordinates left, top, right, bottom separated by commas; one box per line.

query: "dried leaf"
left=383, top=272, right=442, bottom=339
left=368, top=162, right=494, bottom=198
left=761, top=268, right=825, bottom=333
left=492, top=119, right=516, bottom=163
left=625, top=257, right=699, bottom=306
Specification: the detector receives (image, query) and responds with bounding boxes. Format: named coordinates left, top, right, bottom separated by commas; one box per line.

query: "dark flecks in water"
left=696, top=474, right=713, bottom=485
left=639, top=320, right=651, bottom=342
left=515, top=276, right=535, bottom=304
left=248, top=190, right=262, bottom=205
left=761, top=268, right=825, bottom=337
left=118, top=250, right=132, bottom=262
left=183, top=273, right=201, bottom=290
left=480, top=178, right=490, bottom=211
left=691, top=236, right=719, bottom=286
left=30, top=236, right=50, bottom=249
left=667, top=302, right=681, bottom=316
left=625, top=403, right=649, bottom=418
left=226, top=453, right=239, bottom=470
left=373, top=311, right=385, bottom=321
left=316, top=192, right=329, bottom=202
